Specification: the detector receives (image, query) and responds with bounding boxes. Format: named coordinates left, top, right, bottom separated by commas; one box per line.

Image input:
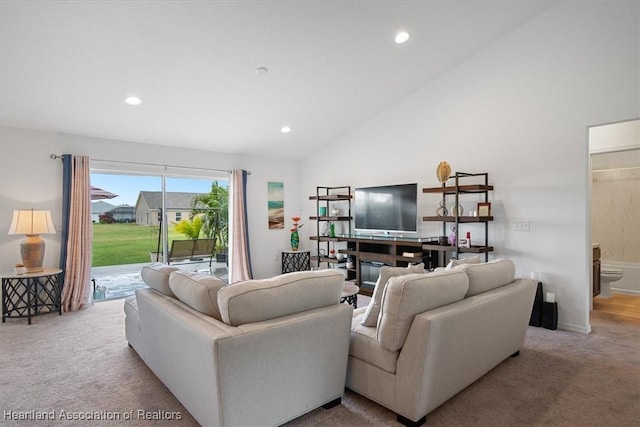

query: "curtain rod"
left=50, top=154, right=250, bottom=175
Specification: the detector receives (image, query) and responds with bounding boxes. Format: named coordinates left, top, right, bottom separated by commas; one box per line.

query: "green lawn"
left=92, top=223, right=182, bottom=267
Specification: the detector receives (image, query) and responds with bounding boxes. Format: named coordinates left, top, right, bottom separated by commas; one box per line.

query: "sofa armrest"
left=215, top=304, right=353, bottom=426
left=135, top=289, right=242, bottom=425
left=395, top=279, right=537, bottom=421
left=136, top=288, right=353, bottom=426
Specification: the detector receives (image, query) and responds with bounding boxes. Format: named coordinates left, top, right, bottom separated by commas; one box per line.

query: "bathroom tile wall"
left=591, top=167, right=640, bottom=263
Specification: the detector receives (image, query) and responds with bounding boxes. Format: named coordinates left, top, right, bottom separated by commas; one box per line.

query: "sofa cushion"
left=377, top=270, right=469, bottom=352
left=360, top=263, right=426, bottom=327
left=462, top=258, right=515, bottom=297
left=168, top=270, right=226, bottom=320
left=217, top=269, right=344, bottom=326
left=140, top=263, right=180, bottom=297
left=351, top=310, right=399, bottom=374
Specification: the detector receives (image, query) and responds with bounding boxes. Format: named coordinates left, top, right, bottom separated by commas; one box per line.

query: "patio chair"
left=167, top=238, right=216, bottom=268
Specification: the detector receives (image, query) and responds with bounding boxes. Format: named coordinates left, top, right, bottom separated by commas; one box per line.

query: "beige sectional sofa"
left=346, top=259, right=537, bottom=426
left=124, top=264, right=353, bottom=427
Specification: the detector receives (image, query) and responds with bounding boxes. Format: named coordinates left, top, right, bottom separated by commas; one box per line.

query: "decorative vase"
left=346, top=257, right=354, bottom=269
left=451, top=204, right=463, bottom=217
left=320, top=222, right=330, bottom=236
left=436, top=161, right=451, bottom=183
left=448, top=225, right=457, bottom=246
left=290, top=229, right=299, bottom=251
left=290, top=216, right=303, bottom=251
left=436, top=202, right=448, bottom=217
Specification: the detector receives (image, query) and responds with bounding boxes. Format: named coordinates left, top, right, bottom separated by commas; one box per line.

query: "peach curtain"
left=229, top=169, right=252, bottom=283
left=61, top=156, right=93, bottom=311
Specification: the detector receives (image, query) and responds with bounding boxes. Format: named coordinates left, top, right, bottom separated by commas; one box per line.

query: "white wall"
left=0, top=127, right=301, bottom=279
left=301, top=1, right=640, bottom=333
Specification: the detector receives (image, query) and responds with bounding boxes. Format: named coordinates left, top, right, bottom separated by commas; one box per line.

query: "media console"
left=336, top=234, right=439, bottom=296
left=311, top=172, right=496, bottom=296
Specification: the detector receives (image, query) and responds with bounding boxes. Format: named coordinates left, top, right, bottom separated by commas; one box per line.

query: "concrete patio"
left=91, top=261, right=229, bottom=301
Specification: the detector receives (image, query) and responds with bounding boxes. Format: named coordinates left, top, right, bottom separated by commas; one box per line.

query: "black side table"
left=340, top=283, right=360, bottom=308
left=282, top=250, right=311, bottom=274
left=1, top=268, right=63, bottom=325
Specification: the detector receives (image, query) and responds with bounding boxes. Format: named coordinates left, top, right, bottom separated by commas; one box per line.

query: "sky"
left=90, top=173, right=227, bottom=206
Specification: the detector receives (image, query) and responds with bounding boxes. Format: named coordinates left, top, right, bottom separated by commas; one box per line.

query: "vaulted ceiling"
left=0, top=1, right=555, bottom=159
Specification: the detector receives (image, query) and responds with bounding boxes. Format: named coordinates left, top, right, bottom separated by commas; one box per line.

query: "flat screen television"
left=354, top=183, right=417, bottom=234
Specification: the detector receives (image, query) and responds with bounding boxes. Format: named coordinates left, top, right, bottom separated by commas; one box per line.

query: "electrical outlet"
left=512, top=219, right=530, bottom=231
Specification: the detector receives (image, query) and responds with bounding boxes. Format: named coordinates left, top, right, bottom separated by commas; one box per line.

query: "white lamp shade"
left=8, top=210, right=56, bottom=235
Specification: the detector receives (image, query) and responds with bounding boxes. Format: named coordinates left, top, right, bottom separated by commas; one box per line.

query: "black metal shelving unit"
left=309, top=186, right=352, bottom=269
left=422, top=172, right=494, bottom=265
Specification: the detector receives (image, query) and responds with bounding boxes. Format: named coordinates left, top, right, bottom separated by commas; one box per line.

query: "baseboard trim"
left=612, top=289, right=640, bottom=296
left=558, top=322, right=591, bottom=334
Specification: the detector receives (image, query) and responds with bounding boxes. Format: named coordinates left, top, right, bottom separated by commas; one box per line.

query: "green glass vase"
left=290, top=230, right=299, bottom=251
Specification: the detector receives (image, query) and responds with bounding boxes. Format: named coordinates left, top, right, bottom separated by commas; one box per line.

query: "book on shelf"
left=402, top=251, right=423, bottom=258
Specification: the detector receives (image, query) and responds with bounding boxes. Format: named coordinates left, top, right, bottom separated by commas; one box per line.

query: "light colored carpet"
left=1, top=298, right=638, bottom=426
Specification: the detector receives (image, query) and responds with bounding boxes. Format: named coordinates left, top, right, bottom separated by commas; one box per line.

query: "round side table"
left=1, top=268, right=63, bottom=325
left=341, top=282, right=360, bottom=308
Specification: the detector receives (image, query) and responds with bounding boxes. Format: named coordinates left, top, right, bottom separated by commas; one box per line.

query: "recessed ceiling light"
left=256, top=66, right=269, bottom=75
left=124, top=96, right=142, bottom=106
left=395, top=31, right=410, bottom=44
left=280, top=126, right=292, bottom=134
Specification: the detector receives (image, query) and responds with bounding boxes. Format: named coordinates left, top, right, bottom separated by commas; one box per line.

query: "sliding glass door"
left=90, top=171, right=229, bottom=300
left=90, top=173, right=162, bottom=267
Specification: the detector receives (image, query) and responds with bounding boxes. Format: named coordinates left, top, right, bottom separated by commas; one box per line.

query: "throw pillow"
left=360, top=263, right=425, bottom=327
left=445, top=254, right=482, bottom=271
left=168, top=270, right=226, bottom=320
left=140, top=263, right=180, bottom=297
left=462, top=258, right=515, bottom=297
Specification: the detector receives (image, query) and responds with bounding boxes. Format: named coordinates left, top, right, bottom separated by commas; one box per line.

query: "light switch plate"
left=512, top=219, right=530, bottom=231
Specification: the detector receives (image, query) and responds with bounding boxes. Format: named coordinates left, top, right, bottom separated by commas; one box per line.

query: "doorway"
left=588, top=119, right=640, bottom=322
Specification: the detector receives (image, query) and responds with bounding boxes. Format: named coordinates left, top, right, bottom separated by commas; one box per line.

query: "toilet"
left=600, top=264, right=624, bottom=298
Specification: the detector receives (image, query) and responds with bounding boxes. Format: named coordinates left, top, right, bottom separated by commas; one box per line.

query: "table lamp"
left=8, top=209, right=56, bottom=272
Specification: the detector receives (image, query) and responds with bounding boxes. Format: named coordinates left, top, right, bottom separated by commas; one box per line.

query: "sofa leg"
left=397, top=414, right=426, bottom=426
left=510, top=350, right=520, bottom=358
left=322, top=397, right=341, bottom=409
